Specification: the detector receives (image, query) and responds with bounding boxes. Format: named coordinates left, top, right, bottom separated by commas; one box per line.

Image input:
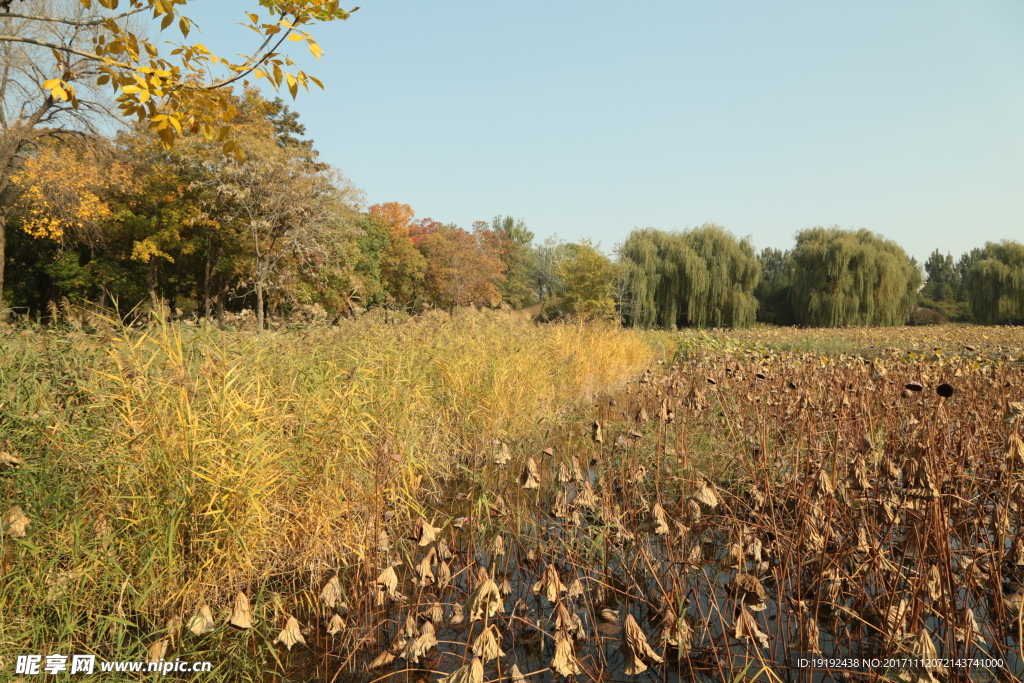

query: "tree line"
left=2, top=91, right=1023, bottom=329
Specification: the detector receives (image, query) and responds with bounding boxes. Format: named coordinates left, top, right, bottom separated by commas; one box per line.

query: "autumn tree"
left=963, top=240, right=1024, bottom=324
left=788, top=227, right=920, bottom=327
left=419, top=223, right=506, bottom=310
left=558, top=240, right=618, bottom=321
left=368, top=202, right=427, bottom=308
left=619, top=224, right=760, bottom=329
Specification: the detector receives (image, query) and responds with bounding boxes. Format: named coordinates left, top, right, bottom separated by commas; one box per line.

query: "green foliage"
left=491, top=215, right=535, bottom=308
left=753, top=247, right=795, bottom=325
left=557, top=240, right=619, bottom=321
left=963, top=240, right=1024, bottom=324
left=789, top=227, right=920, bottom=327
left=619, top=224, right=760, bottom=329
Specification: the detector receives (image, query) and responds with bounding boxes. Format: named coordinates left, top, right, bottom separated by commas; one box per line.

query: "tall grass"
left=0, top=308, right=655, bottom=680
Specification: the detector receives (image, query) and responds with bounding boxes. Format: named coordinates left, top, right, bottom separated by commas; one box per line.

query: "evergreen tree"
left=789, top=227, right=920, bottom=327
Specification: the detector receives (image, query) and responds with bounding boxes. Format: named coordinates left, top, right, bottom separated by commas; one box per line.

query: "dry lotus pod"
left=620, top=612, right=663, bottom=675
left=734, top=606, right=768, bottom=649
left=472, top=623, right=505, bottom=662
left=188, top=604, right=216, bottom=635
left=533, top=563, right=567, bottom=604
left=320, top=575, right=343, bottom=609
left=405, top=620, right=438, bottom=663
left=229, top=592, right=253, bottom=629
left=465, top=578, right=504, bottom=621
left=494, top=441, right=511, bottom=465
left=327, top=613, right=345, bottom=635
left=147, top=639, right=169, bottom=663
left=551, top=631, right=581, bottom=677
left=639, top=501, right=669, bottom=535
left=3, top=505, right=30, bottom=538
left=440, top=656, right=484, bottom=683
left=413, top=518, right=441, bottom=546
left=519, top=457, right=540, bottom=490
left=275, top=616, right=305, bottom=651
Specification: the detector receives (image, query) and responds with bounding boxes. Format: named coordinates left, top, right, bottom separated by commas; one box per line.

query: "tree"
left=419, top=223, right=506, bottom=310
left=558, top=240, right=618, bottom=321
left=214, top=111, right=361, bottom=332
left=530, top=235, right=571, bottom=302
left=753, top=247, right=795, bottom=325
left=788, top=227, right=920, bottom=327
left=963, top=240, right=1024, bottom=325
left=0, top=1, right=356, bottom=155
left=618, top=224, right=760, bottom=329
left=490, top=215, right=535, bottom=308
left=368, top=202, right=427, bottom=309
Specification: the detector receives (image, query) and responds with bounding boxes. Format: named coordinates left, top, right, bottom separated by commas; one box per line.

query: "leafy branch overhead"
left=1, top=0, right=358, bottom=159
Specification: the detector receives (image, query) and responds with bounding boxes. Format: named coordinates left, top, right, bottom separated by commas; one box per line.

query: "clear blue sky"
left=186, top=1, right=1024, bottom=262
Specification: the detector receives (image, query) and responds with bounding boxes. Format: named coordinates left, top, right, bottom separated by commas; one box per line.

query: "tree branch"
left=0, top=35, right=107, bottom=62
left=0, top=8, right=146, bottom=27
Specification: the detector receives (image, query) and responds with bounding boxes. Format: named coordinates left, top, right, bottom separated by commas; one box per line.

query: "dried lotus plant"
left=413, top=518, right=441, bottom=546
left=519, top=457, right=540, bottom=489
left=229, top=592, right=252, bottom=630
left=275, top=616, right=305, bottom=651
left=440, top=656, right=484, bottom=683
left=3, top=506, right=30, bottom=538
left=188, top=605, right=216, bottom=636
left=551, top=631, right=581, bottom=677
left=320, top=574, right=343, bottom=610
left=465, top=578, right=504, bottom=621
left=620, top=612, right=663, bottom=675
left=734, top=606, right=768, bottom=649
left=533, top=563, right=567, bottom=604
left=471, top=623, right=505, bottom=661
left=639, top=501, right=669, bottom=535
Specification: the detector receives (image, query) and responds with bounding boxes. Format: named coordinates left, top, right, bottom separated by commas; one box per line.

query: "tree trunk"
left=203, top=241, right=212, bottom=319
left=0, top=212, right=6, bottom=311
left=147, top=259, right=160, bottom=316
left=215, top=287, right=226, bottom=326
left=255, top=279, right=264, bottom=334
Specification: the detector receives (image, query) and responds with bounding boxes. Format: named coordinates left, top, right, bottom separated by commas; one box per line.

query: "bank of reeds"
left=0, top=309, right=656, bottom=680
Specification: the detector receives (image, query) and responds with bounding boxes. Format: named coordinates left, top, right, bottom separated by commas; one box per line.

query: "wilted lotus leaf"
left=494, top=441, right=511, bottom=465
left=844, top=454, right=872, bottom=491
left=685, top=498, right=701, bottom=524
left=416, top=548, right=436, bottom=587
left=402, top=612, right=419, bottom=639
left=894, top=627, right=945, bottom=683
left=375, top=566, right=404, bottom=605
left=1006, top=433, right=1024, bottom=467
left=438, top=561, right=452, bottom=588
left=320, top=574, right=343, bottom=610
left=557, top=462, right=572, bottom=484
left=188, top=604, right=216, bottom=635
left=275, top=616, right=305, bottom=651
left=593, top=419, right=604, bottom=443
left=638, top=406, right=649, bottom=422
left=368, top=650, right=396, bottom=670
left=551, top=631, right=581, bottom=677
left=924, top=563, right=943, bottom=601
left=449, top=602, right=465, bottom=625
left=554, top=601, right=586, bottom=640
left=734, top=574, right=767, bottom=611
left=466, top=578, right=504, bottom=621
left=0, top=450, right=22, bottom=469
left=879, top=598, right=909, bottom=637
left=404, top=620, right=438, bottom=663
left=718, top=543, right=744, bottom=571
left=1004, top=590, right=1023, bottom=621
left=327, top=613, right=345, bottom=635
left=3, top=505, right=30, bottom=538
left=954, top=607, right=983, bottom=646
left=899, top=523, right=927, bottom=560
left=599, top=607, right=619, bottom=623
left=440, top=656, right=484, bottom=683
left=147, top=639, right=169, bottom=662
left=571, top=455, right=585, bottom=482
left=488, top=494, right=508, bottom=517
left=413, top=518, right=441, bottom=546
left=44, top=568, right=84, bottom=603
left=734, top=607, right=768, bottom=649
left=567, top=578, right=584, bottom=599
left=1006, top=401, right=1024, bottom=424
left=533, top=563, right=567, bottom=604
left=574, top=481, right=598, bottom=511
left=620, top=612, right=663, bottom=675
left=639, top=501, right=670, bottom=535
left=551, top=489, right=569, bottom=519
left=376, top=529, right=390, bottom=553
left=691, top=476, right=719, bottom=509
left=519, top=457, right=540, bottom=490
left=509, top=664, right=526, bottom=683
left=794, top=613, right=821, bottom=655
left=627, top=465, right=647, bottom=484
left=229, top=592, right=253, bottom=629
left=422, top=602, right=444, bottom=623
left=472, top=623, right=505, bottom=661
left=811, top=467, right=834, bottom=499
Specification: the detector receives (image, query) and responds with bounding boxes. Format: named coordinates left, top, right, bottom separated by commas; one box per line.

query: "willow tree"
left=619, top=224, right=760, bottom=329
left=963, top=240, right=1024, bottom=324
left=789, top=227, right=920, bottom=327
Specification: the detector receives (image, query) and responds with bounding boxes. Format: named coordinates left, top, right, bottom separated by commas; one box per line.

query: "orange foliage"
left=369, top=202, right=415, bottom=237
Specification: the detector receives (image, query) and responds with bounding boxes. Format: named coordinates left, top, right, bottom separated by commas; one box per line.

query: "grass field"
left=2, top=319, right=1023, bottom=682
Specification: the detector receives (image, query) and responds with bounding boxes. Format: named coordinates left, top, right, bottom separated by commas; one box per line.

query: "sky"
left=185, top=1, right=1024, bottom=263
